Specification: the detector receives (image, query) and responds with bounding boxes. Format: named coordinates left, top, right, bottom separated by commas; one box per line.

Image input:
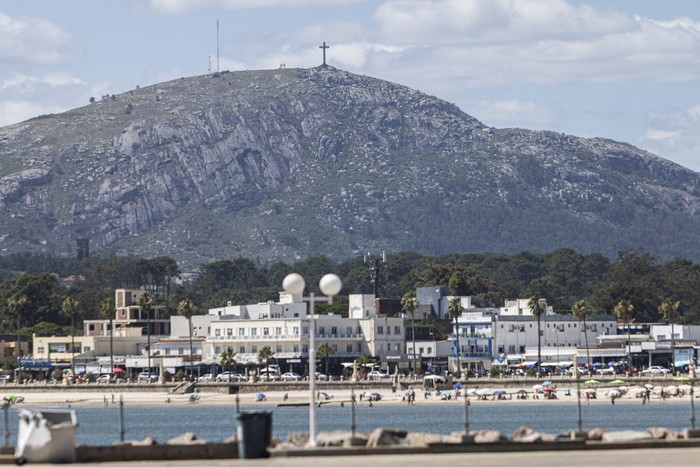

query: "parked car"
left=280, top=372, right=302, bottom=381
left=216, top=372, right=244, bottom=382
left=640, top=366, right=671, bottom=375
left=367, top=370, right=390, bottom=381
left=315, top=372, right=329, bottom=381
left=198, top=373, right=214, bottom=382
left=96, top=374, right=112, bottom=383
left=260, top=370, right=281, bottom=381
left=595, top=367, right=615, bottom=376
left=137, top=372, right=158, bottom=382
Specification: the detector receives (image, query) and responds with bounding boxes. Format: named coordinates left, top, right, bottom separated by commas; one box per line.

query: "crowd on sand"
left=0, top=379, right=694, bottom=408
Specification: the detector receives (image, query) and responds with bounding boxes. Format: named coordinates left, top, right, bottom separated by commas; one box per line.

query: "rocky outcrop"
left=2, top=67, right=700, bottom=267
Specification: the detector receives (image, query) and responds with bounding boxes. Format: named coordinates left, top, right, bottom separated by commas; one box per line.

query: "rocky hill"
left=1, top=66, right=699, bottom=268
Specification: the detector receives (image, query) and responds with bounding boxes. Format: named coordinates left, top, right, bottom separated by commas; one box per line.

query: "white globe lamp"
left=319, top=274, right=342, bottom=297
left=282, top=273, right=306, bottom=295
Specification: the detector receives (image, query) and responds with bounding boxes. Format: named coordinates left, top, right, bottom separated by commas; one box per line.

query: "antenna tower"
left=216, top=20, right=220, bottom=72
left=364, top=251, right=386, bottom=297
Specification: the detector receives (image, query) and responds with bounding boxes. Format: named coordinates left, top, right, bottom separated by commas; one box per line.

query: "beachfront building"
left=199, top=293, right=405, bottom=376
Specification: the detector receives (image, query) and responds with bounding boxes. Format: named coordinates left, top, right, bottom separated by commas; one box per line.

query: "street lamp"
left=283, top=272, right=342, bottom=448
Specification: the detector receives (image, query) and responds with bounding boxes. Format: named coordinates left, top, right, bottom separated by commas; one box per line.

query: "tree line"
left=0, top=248, right=699, bottom=348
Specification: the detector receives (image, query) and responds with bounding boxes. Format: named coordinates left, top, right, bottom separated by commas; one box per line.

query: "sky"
left=3, top=0, right=700, bottom=170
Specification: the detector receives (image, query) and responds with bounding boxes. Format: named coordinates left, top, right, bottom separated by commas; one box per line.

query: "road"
left=27, top=446, right=700, bottom=467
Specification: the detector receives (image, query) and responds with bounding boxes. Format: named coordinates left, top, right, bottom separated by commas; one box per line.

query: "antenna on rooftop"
left=364, top=251, right=386, bottom=298
left=216, top=20, right=220, bottom=73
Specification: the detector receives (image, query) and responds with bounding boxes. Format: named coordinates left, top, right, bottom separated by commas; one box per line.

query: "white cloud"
left=640, top=104, right=700, bottom=170
left=366, top=0, right=700, bottom=88
left=0, top=11, right=75, bottom=69
left=145, top=0, right=364, bottom=15
left=0, top=73, right=94, bottom=126
left=469, top=99, right=562, bottom=129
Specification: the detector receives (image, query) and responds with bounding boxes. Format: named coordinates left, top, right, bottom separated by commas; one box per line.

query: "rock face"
left=2, top=67, right=700, bottom=267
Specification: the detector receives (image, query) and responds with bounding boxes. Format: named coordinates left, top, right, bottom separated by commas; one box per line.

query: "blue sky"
left=3, top=0, right=700, bottom=170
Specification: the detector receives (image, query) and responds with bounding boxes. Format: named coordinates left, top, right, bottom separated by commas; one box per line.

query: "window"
left=379, top=343, right=384, bottom=351
left=215, top=346, right=222, bottom=354
left=226, top=328, right=233, bottom=336
left=293, top=327, right=300, bottom=335
left=427, top=348, right=432, bottom=355
left=275, top=327, right=282, bottom=335
left=178, top=348, right=184, bottom=355
left=215, top=329, right=221, bottom=337
left=251, top=346, right=257, bottom=353
left=238, top=328, right=245, bottom=336
left=377, top=326, right=384, bottom=335
left=394, top=326, right=401, bottom=334
left=37, top=347, right=45, bottom=354
left=83, top=346, right=91, bottom=352
left=239, top=346, right=245, bottom=353
left=347, top=344, right=353, bottom=353
left=251, top=328, right=257, bottom=336
left=88, top=324, right=95, bottom=332
left=302, top=326, right=308, bottom=335
left=332, top=344, right=338, bottom=351
left=293, top=345, right=299, bottom=353
left=276, top=345, right=282, bottom=353
left=508, top=345, right=516, bottom=353
left=386, top=326, right=391, bottom=335
left=319, top=326, right=325, bottom=335
left=331, top=326, right=338, bottom=335
left=395, top=343, right=401, bottom=352
left=346, top=327, right=352, bottom=336
left=498, top=346, right=504, bottom=354
left=263, top=327, right=270, bottom=336
left=302, top=345, right=308, bottom=353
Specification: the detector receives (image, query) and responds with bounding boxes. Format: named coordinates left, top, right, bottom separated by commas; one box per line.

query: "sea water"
left=2, top=399, right=694, bottom=446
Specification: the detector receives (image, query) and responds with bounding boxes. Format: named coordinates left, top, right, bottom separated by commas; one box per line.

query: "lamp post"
left=283, top=272, right=342, bottom=448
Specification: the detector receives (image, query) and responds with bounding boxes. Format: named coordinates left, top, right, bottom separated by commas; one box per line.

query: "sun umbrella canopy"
left=543, top=388, right=556, bottom=393
left=494, top=390, right=506, bottom=396
left=585, top=380, right=600, bottom=385
left=453, top=382, right=463, bottom=390
left=674, top=376, right=690, bottom=382
left=542, top=380, right=552, bottom=386
left=607, top=389, right=622, bottom=398
left=467, top=388, right=478, bottom=395
left=516, top=389, right=528, bottom=394
left=610, top=379, right=627, bottom=385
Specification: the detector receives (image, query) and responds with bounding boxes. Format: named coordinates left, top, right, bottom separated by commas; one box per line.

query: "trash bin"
left=235, top=411, right=272, bottom=459
left=15, top=409, right=77, bottom=464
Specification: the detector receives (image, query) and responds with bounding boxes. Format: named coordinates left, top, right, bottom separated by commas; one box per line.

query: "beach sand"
left=4, top=383, right=695, bottom=408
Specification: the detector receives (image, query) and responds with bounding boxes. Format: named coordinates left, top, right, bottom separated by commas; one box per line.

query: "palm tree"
left=659, top=299, right=680, bottom=374
left=99, top=297, right=116, bottom=375
left=317, top=342, right=336, bottom=378
left=257, top=346, right=274, bottom=380
left=177, top=298, right=199, bottom=381
left=528, top=297, right=544, bottom=375
left=220, top=347, right=237, bottom=373
left=572, top=299, right=591, bottom=375
left=61, top=297, right=79, bottom=377
left=7, top=294, right=27, bottom=361
left=401, top=291, right=420, bottom=375
left=355, top=354, right=371, bottom=380
left=137, top=293, right=153, bottom=379
left=447, top=298, right=463, bottom=379
left=614, top=300, right=635, bottom=374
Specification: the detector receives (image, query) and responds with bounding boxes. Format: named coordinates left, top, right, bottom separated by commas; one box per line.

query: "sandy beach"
left=3, top=381, right=695, bottom=408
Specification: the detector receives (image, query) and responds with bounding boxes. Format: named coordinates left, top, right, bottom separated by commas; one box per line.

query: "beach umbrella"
left=607, top=361, right=616, bottom=366
left=453, top=382, right=463, bottom=390
left=532, top=384, right=543, bottom=392
left=610, top=379, right=627, bottom=385
left=493, top=390, right=507, bottom=396
left=586, top=390, right=597, bottom=395
left=675, top=376, right=690, bottom=382
left=644, top=383, right=654, bottom=389
left=543, top=388, right=556, bottom=393
left=584, top=380, right=600, bottom=385
left=516, top=389, right=528, bottom=394
left=467, top=388, right=478, bottom=395
left=607, top=389, right=621, bottom=399
left=542, top=380, right=552, bottom=386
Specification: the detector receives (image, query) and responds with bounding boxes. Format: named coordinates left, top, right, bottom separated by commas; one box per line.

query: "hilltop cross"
left=319, top=41, right=330, bottom=67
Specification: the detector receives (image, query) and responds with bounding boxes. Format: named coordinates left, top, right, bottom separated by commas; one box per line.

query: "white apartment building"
left=200, top=293, right=405, bottom=375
